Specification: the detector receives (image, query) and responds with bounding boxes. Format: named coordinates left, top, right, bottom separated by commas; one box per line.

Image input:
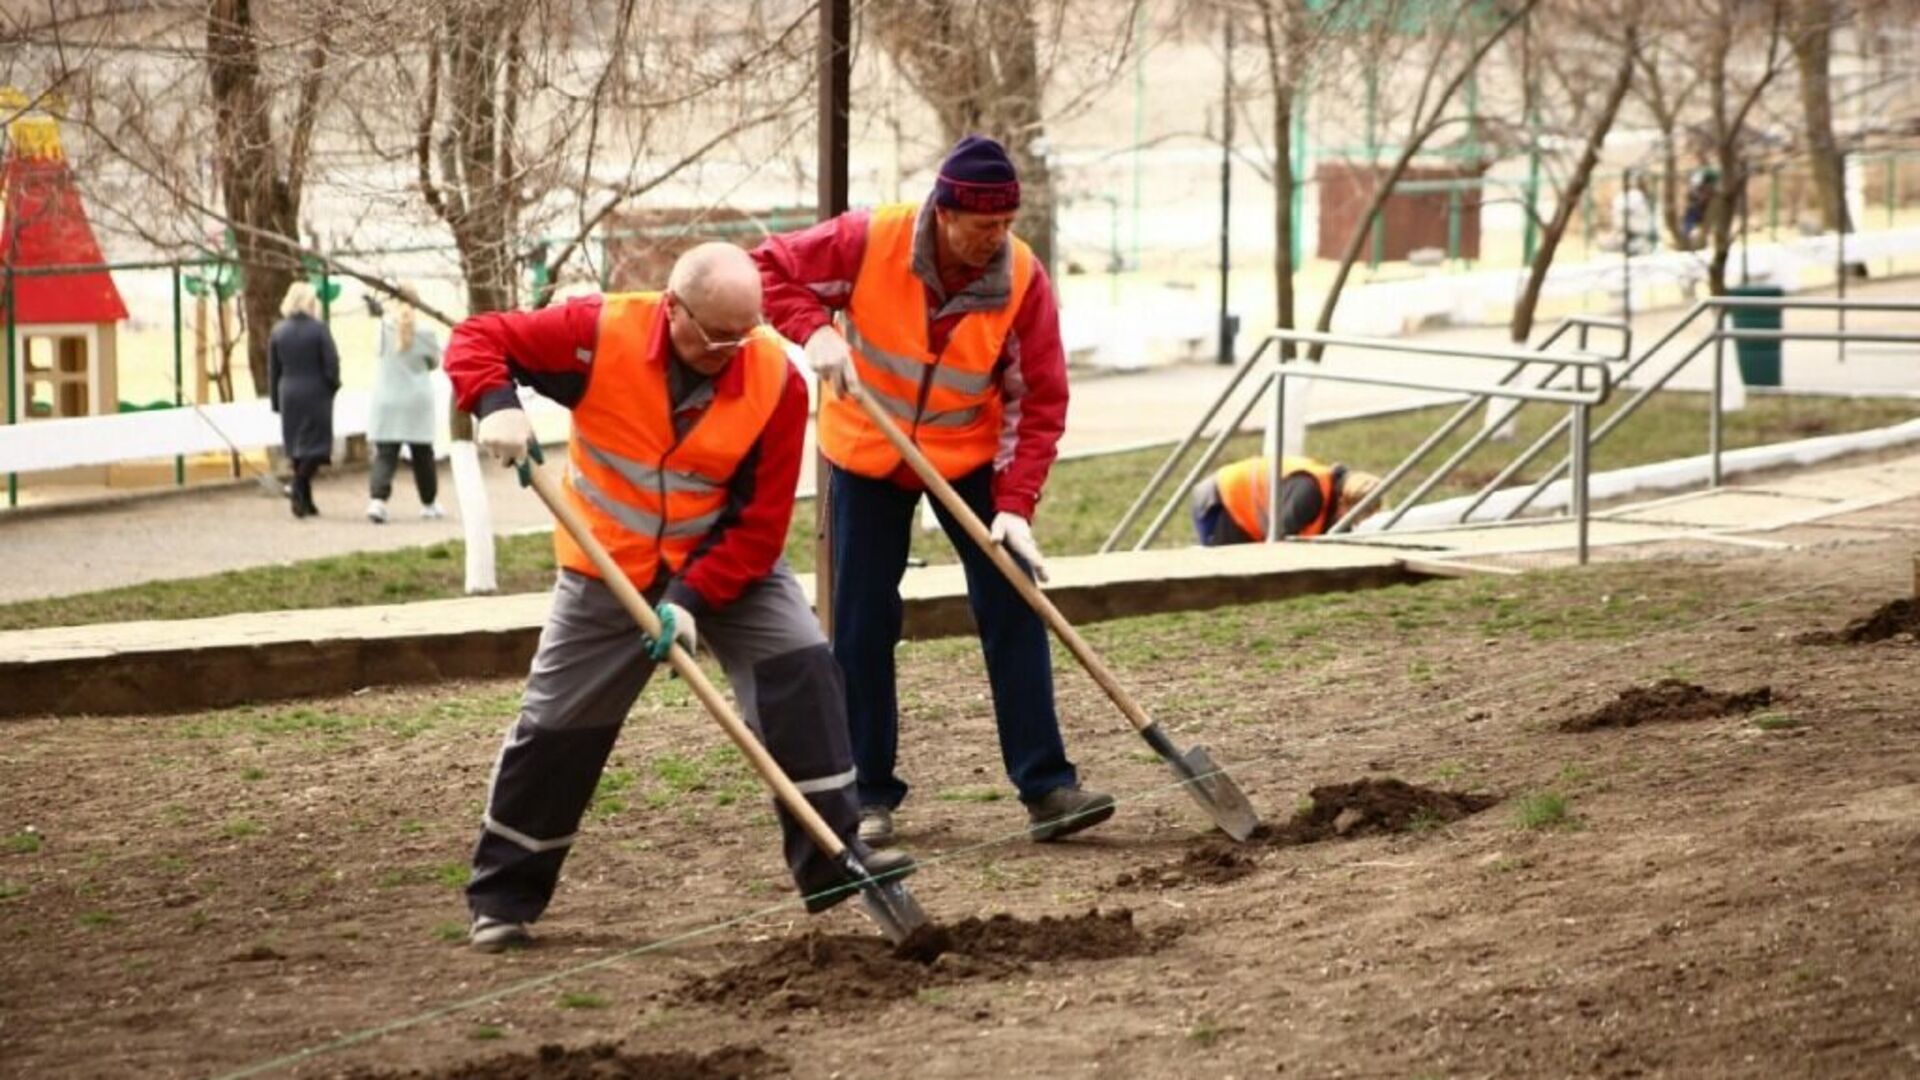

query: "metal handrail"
left=1121, top=319, right=1620, bottom=564
left=1486, top=296, right=1920, bottom=523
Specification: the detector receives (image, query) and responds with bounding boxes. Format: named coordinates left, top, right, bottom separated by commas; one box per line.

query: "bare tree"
left=1509, top=4, right=1640, bottom=344
left=1628, top=26, right=1705, bottom=247
left=1305, top=0, right=1539, bottom=356
left=1788, top=0, right=1850, bottom=232
left=1700, top=0, right=1791, bottom=294
left=207, top=0, right=327, bottom=393
left=867, top=0, right=1143, bottom=274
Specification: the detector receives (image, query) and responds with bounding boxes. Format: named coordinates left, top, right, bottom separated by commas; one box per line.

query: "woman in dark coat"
left=269, top=281, right=341, bottom=518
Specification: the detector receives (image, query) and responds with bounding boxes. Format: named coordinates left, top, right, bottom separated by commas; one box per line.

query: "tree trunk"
left=1511, top=34, right=1636, bottom=344
left=1259, top=2, right=1298, bottom=357
left=207, top=0, right=301, bottom=396
left=1790, top=0, right=1850, bottom=233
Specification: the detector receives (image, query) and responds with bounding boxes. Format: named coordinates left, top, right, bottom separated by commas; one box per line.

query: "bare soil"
left=1559, top=679, right=1775, bottom=732
left=1799, top=597, right=1920, bottom=645
left=3, top=501, right=1919, bottom=1078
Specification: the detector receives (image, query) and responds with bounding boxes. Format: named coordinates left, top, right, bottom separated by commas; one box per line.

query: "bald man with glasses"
left=443, top=243, right=914, bottom=952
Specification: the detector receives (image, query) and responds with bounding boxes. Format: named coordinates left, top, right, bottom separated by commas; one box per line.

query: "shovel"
left=516, top=443, right=931, bottom=942
left=845, top=387, right=1261, bottom=842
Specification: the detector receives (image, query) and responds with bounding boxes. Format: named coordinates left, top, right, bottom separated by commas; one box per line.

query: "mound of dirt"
left=682, top=909, right=1155, bottom=1013
left=1257, top=778, right=1498, bottom=846
left=1560, top=679, right=1772, bottom=732
left=1798, top=598, right=1920, bottom=645
left=341, top=1042, right=783, bottom=1079
left=1113, top=843, right=1260, bottom=889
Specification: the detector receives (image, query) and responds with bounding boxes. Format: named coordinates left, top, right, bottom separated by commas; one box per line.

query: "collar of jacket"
left=638, top=293, right=751, bottom=399
left=910, top=198, right=1015, bottom=320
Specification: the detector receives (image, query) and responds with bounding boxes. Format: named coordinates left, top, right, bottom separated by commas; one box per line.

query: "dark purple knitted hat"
left=933, top=135, right=1021, bottom=213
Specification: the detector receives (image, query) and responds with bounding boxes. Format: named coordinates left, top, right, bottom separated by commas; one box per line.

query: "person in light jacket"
left=268, top=281, right=340, bottom=519
left=364, top=286, right=445, bottom=523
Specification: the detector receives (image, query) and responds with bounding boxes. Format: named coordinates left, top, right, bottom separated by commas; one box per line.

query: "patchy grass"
left=556, top=991, right=610, bottom=1010
left=10, top=393, right=1908, bottom=632
left=1514, top=791, right=1578, bottom=831
left=0, top=882, right=26, bottom=901
left=935, top=787, right=1007, bottom=803
left=469, top=1025, right=506, bottom=1041
left=4, top=831, right=42, bottom=855
left=1751, top=713, right=1806, bottom=732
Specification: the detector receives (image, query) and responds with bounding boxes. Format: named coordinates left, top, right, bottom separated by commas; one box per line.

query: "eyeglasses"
left=669, top=291, right=760, bottom=354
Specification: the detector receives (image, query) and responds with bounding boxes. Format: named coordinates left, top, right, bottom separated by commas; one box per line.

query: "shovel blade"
left=859, top=879, right=930, bottom=944
left=1170, top=746, right=1261, bottom=842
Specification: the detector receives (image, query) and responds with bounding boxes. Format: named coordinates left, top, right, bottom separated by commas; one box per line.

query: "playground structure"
left=1, top=91, right=128, bottom=429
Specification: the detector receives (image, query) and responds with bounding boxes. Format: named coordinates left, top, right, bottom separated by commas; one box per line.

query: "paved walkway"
left=2, top=280, right=1913, bottom=604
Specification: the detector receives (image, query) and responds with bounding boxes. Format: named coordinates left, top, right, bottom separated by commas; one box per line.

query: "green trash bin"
left=1726, top=284, right=1784, bottom=387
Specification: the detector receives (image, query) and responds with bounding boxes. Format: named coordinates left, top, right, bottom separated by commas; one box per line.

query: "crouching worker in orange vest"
left=443, top=243, right=914, bottom=953
left=1191, top=455, right=1384, bottom=545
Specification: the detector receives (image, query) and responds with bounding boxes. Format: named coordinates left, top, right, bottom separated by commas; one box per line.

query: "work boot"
left=365, top=498, right=389, bottom=524
left=857, top=805, right=895, bottom=848
left=1024, top=785, right=1116, bottom=842
left=857, top=847, right=916, bottom=883
left=469, top=915, right=531, bottom=953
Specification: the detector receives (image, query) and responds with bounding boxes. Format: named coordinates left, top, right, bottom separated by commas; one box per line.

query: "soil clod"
left=1256, top=778, right=1498, bottom=845
left=1798, top=598, right=1920, bottom=646
left=1561, top=679, right=1772, bottom=732
left=1114, top=843, right=1260, bottom=889
left=341, top=1042, right=783, bottom=1079
left=682, top=909, right=1156, bottom=1013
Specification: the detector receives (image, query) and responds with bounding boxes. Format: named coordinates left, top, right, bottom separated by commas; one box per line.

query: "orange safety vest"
left=1217, top=456, right=1337, bottom=540
left=554, top=292, right=788, bottom=588
left=818, top=202, right=1036, bottom=479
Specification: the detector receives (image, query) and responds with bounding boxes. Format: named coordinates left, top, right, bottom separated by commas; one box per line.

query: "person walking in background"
left=364, top=286, right=445, bottom=523
left=1190, top=454, right=1383, bottom=545
left=268, top=281, right=340, bottom=519
left=752, top=134, right=1114, bottom=848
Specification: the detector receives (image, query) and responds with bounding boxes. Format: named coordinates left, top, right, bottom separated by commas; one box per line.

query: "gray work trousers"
left=467, top=564, right=865, bottom=924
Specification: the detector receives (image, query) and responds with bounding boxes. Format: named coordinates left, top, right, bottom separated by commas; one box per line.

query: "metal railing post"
left=1710, top=306, right=1724, bottom=488
left=1572, top=396, right=1591, bottom=565
left=1268, top=368, right=1287, bottom=542
left=172, top=261, right=185, bottom=487
left=5, top=265, right=14, bottom=507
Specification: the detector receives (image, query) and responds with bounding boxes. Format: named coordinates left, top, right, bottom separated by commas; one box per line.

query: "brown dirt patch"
left=1560, top=679, right=1773, bottom=732
left=1256, top=778, right=1499, bottom=845
left=681, top=909, right=1156, bottom=1013
left=343, top=1043, right=783, bottom=1079
left=1112, top=842, right=1260, bottom=889
left=1798, top=597, right=1920, bottom=645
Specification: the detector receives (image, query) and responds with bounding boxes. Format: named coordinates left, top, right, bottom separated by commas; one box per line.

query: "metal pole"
left=1217, top=15, right=1234, bottom=366
left=814, top=0, right=852, bottom=639
left=1621, top=169, right=1632, bottom=323
left=1711, top=307, right=1725, bottom=488
left=172, top=262, right=185, bottom=487
left=1267, top=370, right=1285, bottom=542
left=1738, top=167, right=1750, bottom=286
left=1836, top=153, right=1848, bottom=366
left=1572, top=398, right=1590, bottom=565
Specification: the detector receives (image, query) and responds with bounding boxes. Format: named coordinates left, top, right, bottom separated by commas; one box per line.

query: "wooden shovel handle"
left=523, top=460, right=849, bottom=859
left=844, top=385, right=1157, bottom=736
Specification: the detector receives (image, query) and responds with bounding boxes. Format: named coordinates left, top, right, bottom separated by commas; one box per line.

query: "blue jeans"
left=829, top=464, right=1078, bottom=807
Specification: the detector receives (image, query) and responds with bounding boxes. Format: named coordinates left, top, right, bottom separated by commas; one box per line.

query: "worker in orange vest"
left=1191, top=455, right=1384, bottom=544
left=444, top=244, right=913, bottom=953
left=753, top=135, right=1113, bottom=849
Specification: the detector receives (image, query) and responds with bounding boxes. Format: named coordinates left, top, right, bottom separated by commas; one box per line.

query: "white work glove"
left=989, top=512, right=1050, bottom=584
left=475, top=408, right=534, bottom=466
left=805, top=325, right=859, bottom=395
left=646, top=601, right=697, bottom=661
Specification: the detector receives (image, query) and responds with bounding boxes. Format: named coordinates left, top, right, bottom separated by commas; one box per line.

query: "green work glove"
left=643, top=601, right=697, bottom=661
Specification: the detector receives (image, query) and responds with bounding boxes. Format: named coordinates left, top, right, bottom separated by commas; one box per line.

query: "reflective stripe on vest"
left=1217, top=455, right=1337, bottom=540
left=819, top=202, right=1034, bottom=479
left=553, top=291, right=787, bottom=587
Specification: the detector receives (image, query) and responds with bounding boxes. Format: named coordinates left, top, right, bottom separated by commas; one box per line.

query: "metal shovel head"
left=1170, top=745, right=1261, bottom=842
left=858, top=878, right=930, bottom=944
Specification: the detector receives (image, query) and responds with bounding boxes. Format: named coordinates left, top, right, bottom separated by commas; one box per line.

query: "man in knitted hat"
left=752, top=134, right=1114, bottom=848
left=1191, top=454, right=1384, bottom=545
